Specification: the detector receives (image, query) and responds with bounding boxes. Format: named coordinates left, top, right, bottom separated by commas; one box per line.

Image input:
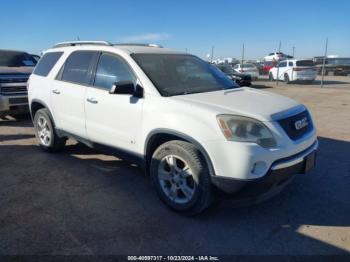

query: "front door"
left=85, top=52, right=143, bottom=150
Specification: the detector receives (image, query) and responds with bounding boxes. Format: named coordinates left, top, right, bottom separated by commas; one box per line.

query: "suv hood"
left=172, top=87, right=302, bottom=121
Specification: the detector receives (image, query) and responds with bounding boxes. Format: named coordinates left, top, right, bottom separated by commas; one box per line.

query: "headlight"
left=217, top=115, right=277, bottom=148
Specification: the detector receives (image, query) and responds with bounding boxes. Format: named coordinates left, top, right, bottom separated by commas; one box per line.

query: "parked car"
left=269, top=59, right=317, bottom=84
left=31, top=54, right=41, bottom=63
left=313, top=57, right=350, bottom=76
left=233, top=63, right=259, bottom=80
left=264, top=52, right=291, bottom=62
left=0, top=49, right=37, bottom=118
left=28, top=41, right=318, bottom=214
left=261, top=61, right=277, bottom=75
left=216, top=64, right=251, bottom=86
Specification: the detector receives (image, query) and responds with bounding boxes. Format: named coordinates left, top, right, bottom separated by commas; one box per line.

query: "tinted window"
left=288, top=62, right=293, bottom=66
left=279, top=62, right=287, bottom=67
left=296, top=60, right=314, bottom=67
left=132, top=54, right=238, bottom=96
left=0, top=50, right=37, bottom=67
left=33, top=52, right=62, bottom=77
left=94, top=53, right=135, bottom=90
left=61, top=51, right=96, bottom=85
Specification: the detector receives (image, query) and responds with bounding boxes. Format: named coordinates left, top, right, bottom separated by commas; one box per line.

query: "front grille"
left=9, top=97, right=28, bottom=105
left=277, top=110, right=313, bottom=140
left=0, top=77, right=28, bottom=83
left=0, top=85, right=27, bottom=95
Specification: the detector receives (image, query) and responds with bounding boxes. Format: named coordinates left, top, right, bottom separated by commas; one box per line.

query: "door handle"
left=87, top=97, right=98, bottom=104
left=52, top=89, right=61, bottom=95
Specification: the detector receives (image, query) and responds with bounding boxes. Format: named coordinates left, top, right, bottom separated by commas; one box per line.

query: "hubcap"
left=158, top=155, right=196, bottom=204
left=37, top=116, right=51, bottom=146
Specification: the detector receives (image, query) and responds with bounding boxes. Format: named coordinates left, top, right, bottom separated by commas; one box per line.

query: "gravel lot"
left=0, top=75, right=349, bottom=256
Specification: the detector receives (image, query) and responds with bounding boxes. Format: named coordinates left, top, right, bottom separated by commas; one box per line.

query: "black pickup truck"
left=313, top=57, right=350, bottom=76
left=0, top=50, right=37, bottom=118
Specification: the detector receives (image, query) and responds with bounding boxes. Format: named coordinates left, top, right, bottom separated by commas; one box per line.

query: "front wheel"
left=34, top=108, right=66, bottom=152
left=150, top=140, right=212, bottom=215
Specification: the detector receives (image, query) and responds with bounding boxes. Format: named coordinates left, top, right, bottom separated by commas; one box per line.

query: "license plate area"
left=304, top=151, right=316, bottom=173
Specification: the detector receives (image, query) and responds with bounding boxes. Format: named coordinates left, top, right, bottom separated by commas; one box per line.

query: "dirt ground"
left=0, top=75, right=349, bottom=256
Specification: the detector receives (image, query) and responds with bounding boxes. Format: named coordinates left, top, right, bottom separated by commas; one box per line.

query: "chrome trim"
left=271, top=140, right=318, bottom=170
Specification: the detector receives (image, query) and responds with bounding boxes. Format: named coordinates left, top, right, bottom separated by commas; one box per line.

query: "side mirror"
left=109, top=81, right=143, bottom=98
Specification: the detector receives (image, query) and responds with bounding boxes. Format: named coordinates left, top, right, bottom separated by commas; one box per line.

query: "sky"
left=1, top=0, right=349, bottom=60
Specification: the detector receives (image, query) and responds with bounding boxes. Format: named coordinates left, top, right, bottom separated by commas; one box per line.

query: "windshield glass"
left=132, top=54, right=238, bottom=96
left=0, top=50, right=37, bottom=67
left=296, top=60, right=314, bottom=67
left=328, top=59, right=350, bottom=65
left=219, top=65, right=235, bottom=74
left=242, top=64, right=255, bottom=68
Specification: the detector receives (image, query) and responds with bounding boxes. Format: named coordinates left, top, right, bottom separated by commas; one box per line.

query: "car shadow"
left=251, top=84, right=273, bottom=89
left=0, top=133, right=349, bottom=255
left=309, top=80, right=349, bottom=85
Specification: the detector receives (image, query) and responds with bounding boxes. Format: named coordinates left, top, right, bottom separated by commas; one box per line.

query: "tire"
left=34, top=108, right=66, bottom=152
left=284, top=74, right=290, bottom=84
left=269, top=73, right=274, bottom=81
left=150, top=140, right=212, bottom=215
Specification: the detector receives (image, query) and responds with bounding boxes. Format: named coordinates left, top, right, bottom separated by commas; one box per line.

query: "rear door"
left=85, top=52, right=143, bottom=150
left=51, top=51, right=98, bottom=138
left=277, top=61, right=287, bottom=80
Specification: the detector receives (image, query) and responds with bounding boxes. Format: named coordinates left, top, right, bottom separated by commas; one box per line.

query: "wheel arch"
left=30, top=99, right=56, bottom=127
left=144, top=129, right=215, bottom=177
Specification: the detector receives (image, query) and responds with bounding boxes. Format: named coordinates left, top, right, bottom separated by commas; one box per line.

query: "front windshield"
left=243, top=63, right=255, bottom=68
left=132, top=54, right=238, bottom=96
left=0, top=51, right=37, bottom=67
left=219, top=65, right=235, bottom=74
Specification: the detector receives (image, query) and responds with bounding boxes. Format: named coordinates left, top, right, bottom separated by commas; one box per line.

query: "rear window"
left=60, top=51, right=96, bottom=85
left=33, top=52, right=63, bottom=77
left=0, top=50, right=37, bottom=67
left=296, top=60, right=314, bottom=67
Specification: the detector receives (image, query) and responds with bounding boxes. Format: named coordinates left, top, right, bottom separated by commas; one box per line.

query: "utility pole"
left=276, top=40, right=282, bottom=86
left=210, top=46, right=214, bottom=63
left=292, top=46, right=295, bottom=58
left=321, top=38, right=328, bottom=88
left=241, top=43, right=245, bottom=70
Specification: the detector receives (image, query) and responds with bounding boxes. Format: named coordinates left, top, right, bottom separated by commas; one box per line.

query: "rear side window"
left=279, top=61, right=287, bottom=67
left=296, top=60, right=314, bottom=67
left=61, top=51, right=96, bottom=85
left=94, top=53, right=135, bottom=90
left=288, top=62, right=293, bottom=66
left=33, top=52, right=63, bottom=77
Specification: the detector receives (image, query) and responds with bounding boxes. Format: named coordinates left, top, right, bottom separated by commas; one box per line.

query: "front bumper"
left=0, top=95, right=28, bottom=113
left=211, top=141, right=317, bottom=202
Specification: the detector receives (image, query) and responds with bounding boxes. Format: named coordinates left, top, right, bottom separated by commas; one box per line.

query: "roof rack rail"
left=113, top=43, right=163, bottom=48
left=53, top=41, right=112, bottom=48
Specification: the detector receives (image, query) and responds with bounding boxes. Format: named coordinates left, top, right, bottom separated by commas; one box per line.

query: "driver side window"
left=94, top=53, right=135, bottom=90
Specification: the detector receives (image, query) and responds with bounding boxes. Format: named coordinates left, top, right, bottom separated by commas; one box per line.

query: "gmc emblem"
left=294, top=117, right=309, bottom=130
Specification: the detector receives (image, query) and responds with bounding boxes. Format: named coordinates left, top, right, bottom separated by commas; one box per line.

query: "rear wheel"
left=34, top=108, right=66, bottom=152
left=150, top=140, right=212, bottom=215
left=284, top=74, right=290, bottom=84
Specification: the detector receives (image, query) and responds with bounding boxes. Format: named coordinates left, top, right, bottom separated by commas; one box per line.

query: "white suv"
left=269, top=59, right=317, bottom=84
left=28, top=41, right=318, bottom=214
